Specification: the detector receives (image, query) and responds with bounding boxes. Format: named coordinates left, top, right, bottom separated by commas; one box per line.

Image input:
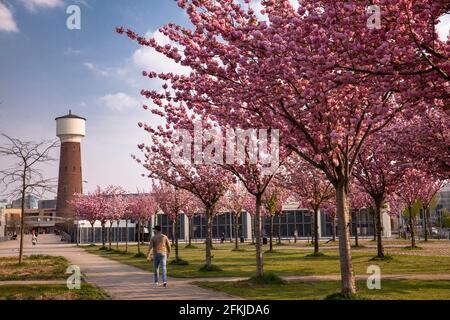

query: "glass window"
left=287, top=212, right=296, bottom=223
left=303, top=213, right=311, bottom=223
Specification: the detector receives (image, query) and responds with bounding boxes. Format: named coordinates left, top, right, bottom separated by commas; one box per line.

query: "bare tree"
left=0, top=134, right=58, bottom=264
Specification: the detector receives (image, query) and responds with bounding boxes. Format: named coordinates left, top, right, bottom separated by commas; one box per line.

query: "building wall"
left=0, top=208, right=6, bottom=239
left=56, top=141, right=83, bottom=225
left=76, top=220, right=137, bottom=244
left=4, top=208, right=57, bottom=234
left=12, top=195, right=39, bottom=209
left=437, top=184, right=450, bottom=211
left=38, top=199, right=57, bottom=209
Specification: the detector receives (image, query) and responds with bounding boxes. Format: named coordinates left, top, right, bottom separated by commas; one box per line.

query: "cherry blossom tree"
left=224, top=183, right=250, bottom=250
left=182, top=192, right=203, bottom=247
left=395, top=169, right=428, bottom=248
left=69, top=192, right=97, bottom=245
left=133, top=119, right=233, bottom=268
left=104, top=186, right=128, bottom=250
left=386, top=108, right=450, bottom=180
left=117, top=0, right=448, bottom=295
left=353, top=133, right=410, bottom=257
left=129, top=192, right=158, bottom=255
left=262, top=183, right=289, bottom=252
left=154, top=182, right=191, bottom=262
left=88, top=186, right=110, bottom=248
left=281, top=157, right=334, bottom=255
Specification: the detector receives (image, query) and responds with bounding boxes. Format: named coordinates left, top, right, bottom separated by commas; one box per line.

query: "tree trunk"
left=187, top=217, right=192, bottom=246
left=101, top=222, right=106, bottom=248
left=355, top=209, right=359, bottom=247
left=116, top=220, right=120, bottom=250
left=278, top=215, right=281, bottom=244
left=423, top=206, right=429, bottom=242
left=188, top=216, right=192, bottom=246
left=137, top=220, right=141, bottom=254
left=314, top=208, right=320, bottom=255
left=375, top=200, right=385, bottom=258
left=269, top=215, right=274, bottom=252
left=251, top=215, right=255, bottom=244
left=409, top=206, right=416, bottom=247
left=174, top=214, right=179, bottom=261
left=335, top=182, right=357, bottom=296
left=255, top=195, right=263, bottom=277
left=234, top=213, right=239, bottom=250
left=18, top=187, right=26, bottom=265
left=171, top=220, right=175, bottom=245
left=125, top=219, right=129, bottom=252
left=205, top=207, right=213, bottom=267
left=109, top=222, right=113, bottom=249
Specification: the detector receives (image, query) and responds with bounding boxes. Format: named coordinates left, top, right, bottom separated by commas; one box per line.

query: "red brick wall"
left=56, top=142, right=83, bottom=224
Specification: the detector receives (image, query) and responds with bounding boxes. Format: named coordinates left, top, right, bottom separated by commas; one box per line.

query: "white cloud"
left=83, top=62, right=110, bottom=77
left=132, top=31, right=190, bottom=75
left=98, top=92, right=140, bottom=111
left=19, top=0, right=64, bottom=12
left=0, top=3, right=18, bottom=32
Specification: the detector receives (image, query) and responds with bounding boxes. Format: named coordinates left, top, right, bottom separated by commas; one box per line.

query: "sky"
left=0, top=0, right=449, bottom=199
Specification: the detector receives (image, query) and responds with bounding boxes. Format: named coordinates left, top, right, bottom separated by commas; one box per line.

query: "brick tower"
left=55, top=110, right=86, bottom=236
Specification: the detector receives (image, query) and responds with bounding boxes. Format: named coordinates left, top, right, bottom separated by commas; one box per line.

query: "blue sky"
left=0, top=0, right=191, bottom=196
left=0, top=1, right=449, bottom=199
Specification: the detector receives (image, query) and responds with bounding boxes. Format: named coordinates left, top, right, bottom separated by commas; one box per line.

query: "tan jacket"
left=148, top=234, right=171, bottom=255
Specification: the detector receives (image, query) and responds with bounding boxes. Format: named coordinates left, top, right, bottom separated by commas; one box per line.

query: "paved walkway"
left=192, top=274, right=450, bottom=282
left=2, top=235, right=450, bottom=299
left=0, top=235, right=240, bottom=300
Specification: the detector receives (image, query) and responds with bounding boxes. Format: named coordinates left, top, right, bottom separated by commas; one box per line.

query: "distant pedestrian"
left=32, top=231, right=37, bottom=246
left=147, top=225, right=171, bottom=287
left=221, top=232, right=225, bottom=244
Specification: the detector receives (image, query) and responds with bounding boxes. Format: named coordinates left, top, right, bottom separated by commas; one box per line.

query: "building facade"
left=0, top=207, right=6, bottom=240
left=4, top=207, right=58, bottom=235
left=11, top=195, right=39, bottom=209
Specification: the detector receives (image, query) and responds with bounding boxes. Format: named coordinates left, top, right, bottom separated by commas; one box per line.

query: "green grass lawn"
left=196, top=279, right=450, bottom=300
left=84, top=243, right=450, bottom=278
left=0, top=255, right=70, bottom=281
left=0, top=283, right=108, bottom=300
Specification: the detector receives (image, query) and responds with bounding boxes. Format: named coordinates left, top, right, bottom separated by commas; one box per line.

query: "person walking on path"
left=31, top=230, right=38, bottom=246
left=147, top=225, right=171, bottom=287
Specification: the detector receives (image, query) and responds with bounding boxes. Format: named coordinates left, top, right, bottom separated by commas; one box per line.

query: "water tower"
left=55, top=110, right=86, bottom=236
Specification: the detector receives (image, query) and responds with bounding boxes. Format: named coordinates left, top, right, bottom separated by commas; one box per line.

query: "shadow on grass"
left=199, top=264, right=223, bottom=272
left=403, top=246, right=423, bottom=250
left=369, top=254, right=393, bottom=262
left=169, top=258, right=189, bottom=266
left=249, top=273, right=287, bottom=285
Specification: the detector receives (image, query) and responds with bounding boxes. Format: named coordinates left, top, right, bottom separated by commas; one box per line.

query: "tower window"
left=73, top=166, right=76, bottom=172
